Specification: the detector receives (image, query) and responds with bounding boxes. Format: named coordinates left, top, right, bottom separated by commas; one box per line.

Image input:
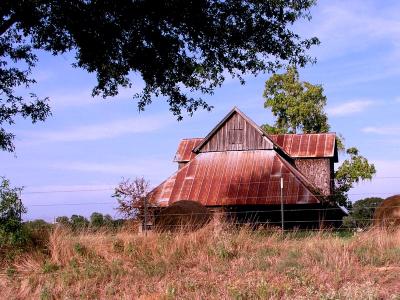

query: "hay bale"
left=374, top=195, right=400, bottom=228
left=155, top=200, right=211, bottom=231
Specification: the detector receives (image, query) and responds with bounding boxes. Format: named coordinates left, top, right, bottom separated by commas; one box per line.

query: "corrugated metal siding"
left=269, top=133, right=336, bottom=158
left=149, top=150, right=320, bottom=206
left=173, top=138, right=203, bottom=162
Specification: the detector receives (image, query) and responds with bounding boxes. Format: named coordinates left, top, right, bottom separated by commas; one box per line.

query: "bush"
left=23, top=219, right=52, bottom=249
left=0, top=177, right=28, bottom=247
left=55, top=213, right=125, bottom=232
left=343, top=197, right=384, bottom=228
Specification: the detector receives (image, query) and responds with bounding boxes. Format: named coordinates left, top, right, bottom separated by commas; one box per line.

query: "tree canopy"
left=262, top=66, right=376, bottom=206
left=0, top=177, right=26, bottom=245
left=343, top=197, right=384, bottom=228
left=262, top=66, right=329, bottom=134
left=113, top=177, right=151, bottom=220
left=1, top=0, right=319, bottom=152
left=334, top=147, right=376, bottom=206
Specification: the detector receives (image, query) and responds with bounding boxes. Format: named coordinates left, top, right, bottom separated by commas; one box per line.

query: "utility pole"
left=280, top=177, right=284, bottom=232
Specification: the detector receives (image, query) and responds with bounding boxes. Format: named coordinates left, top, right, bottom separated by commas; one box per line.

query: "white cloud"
left=327, top=100, right=376, bottom=116
left=302, top=0, right=400, bottom=61
left=21, top=114, right=172, bottom=143
left=48, top=85, right=144, bottom=109
left=48, top=158, right=176, bottom=186
left=362, top=126, right=400, bottom=135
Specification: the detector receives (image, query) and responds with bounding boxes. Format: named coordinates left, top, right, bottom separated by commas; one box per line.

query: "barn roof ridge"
left=193, top=106, right=290, bottom=156
left=269, top=132, right=337, bottom=136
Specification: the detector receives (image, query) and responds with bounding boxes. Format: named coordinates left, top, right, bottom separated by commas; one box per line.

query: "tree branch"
left=0, top=14, right=18, bottom=36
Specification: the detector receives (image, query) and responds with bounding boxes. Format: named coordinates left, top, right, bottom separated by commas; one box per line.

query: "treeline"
left=54, top=213, right=125, bottom=230
left=23, top=212, right=125, bottom=232
left=1, top=212, right=127, bottom=263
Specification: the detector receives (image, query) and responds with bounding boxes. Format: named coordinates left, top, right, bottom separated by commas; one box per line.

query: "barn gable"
left=148, top=107, right=337, bottom=208
left=194, top=107, right=275, bottom=153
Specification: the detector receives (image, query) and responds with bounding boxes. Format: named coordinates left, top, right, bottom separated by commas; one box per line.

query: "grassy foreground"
left=1, top=221, right=400, bottom=299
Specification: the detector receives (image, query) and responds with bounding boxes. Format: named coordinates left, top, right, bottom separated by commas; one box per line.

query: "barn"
left=148, top=107, right=347, bottom=229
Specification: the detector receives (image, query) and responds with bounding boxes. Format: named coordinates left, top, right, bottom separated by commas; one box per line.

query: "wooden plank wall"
left=200, top=113, right=273, bottom=152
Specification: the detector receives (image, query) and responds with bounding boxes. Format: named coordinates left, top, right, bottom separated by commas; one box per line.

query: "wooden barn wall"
left=294, top=158, right=332, bottom=196
left=200, top=113, right=273, bottom=152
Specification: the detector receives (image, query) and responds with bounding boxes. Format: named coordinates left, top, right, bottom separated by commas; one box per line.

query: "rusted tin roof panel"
left=149, top=150, right=320, bottom=206
left=173, top=138, right=203, bottom=162
left=269, top=133, right=336, bottom=158
left=148, top=173, right=178, bottom=207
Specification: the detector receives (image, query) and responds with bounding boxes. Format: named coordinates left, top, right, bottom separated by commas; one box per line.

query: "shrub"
left=0, top=177, right=28, bottom=247
left=343, top=197, right=384, bottom=228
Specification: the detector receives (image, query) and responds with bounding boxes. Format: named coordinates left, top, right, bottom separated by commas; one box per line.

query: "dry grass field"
left=1, top=221, right=400, bottom=299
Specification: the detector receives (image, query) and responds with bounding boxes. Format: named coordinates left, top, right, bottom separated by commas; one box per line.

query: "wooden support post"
left=280, top=177, right=284, bottom=232
left=144, top=197, right=148, bottom=236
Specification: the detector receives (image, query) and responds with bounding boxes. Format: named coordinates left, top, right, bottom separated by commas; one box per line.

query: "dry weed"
left=1, top=223, right=400, bottom=299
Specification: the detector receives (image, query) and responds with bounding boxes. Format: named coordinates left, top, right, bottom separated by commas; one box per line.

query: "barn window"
left=228, top=128, right=244, bottom=144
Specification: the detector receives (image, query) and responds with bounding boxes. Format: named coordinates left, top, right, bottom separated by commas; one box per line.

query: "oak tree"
left=1, top=0, right=319, bottom=152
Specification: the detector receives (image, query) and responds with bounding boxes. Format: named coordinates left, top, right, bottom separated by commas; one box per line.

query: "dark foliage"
left=1, top=0, right=319, bottom=151
left=23, top=219, right=52, bottom=249
left=55, top=212, right=124, bottom=231
left=0, top=177, right=27, bottom=246
left=343, top=197, right=384, bottom=228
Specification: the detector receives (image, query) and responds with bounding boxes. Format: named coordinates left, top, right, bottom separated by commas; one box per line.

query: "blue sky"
left=1, top=0, right=400, bottom=221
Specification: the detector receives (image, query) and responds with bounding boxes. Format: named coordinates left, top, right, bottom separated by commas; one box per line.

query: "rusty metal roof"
left=149, top=150, right=321, bottom=207
left=268, top=133, right=336, bottom=159
left=173, top=138, right=203, bottom=162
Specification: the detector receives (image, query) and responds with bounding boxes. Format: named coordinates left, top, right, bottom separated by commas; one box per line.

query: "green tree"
left=334, top=148, right=376, bottom=206
left=70, top=215, right=89, bottom=230
left=103, top=214, right=115, bottom=229
left=1, top=0, right=319, bottom=152
left=262, top=66, right=329, bottom=134
left=90, top=212, right=104, bottom=228
left=0, top=177, right=26, bottom=245
left=55, top=216, right=70, bottom=227
left=262, top=67, right=376, bottom=206
left=343, top=197, right=384, bottom=228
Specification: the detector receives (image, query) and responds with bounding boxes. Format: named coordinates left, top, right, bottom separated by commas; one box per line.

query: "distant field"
left=1, top=222, right=400, bottom=299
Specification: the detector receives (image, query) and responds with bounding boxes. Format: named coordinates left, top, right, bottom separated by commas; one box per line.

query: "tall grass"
left=1, top=221, right=400, bottom=299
